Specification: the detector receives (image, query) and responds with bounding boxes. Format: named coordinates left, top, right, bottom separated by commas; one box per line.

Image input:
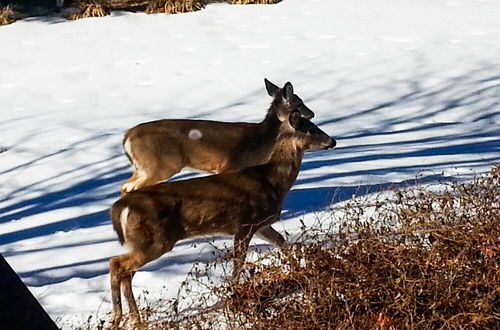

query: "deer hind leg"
left=121, top=141, right=179, bottom=194
left=141, top=167, right=180, bottom=188
left=122, top=162, right=184, bottom=194
left=121, top=271, right=138, bottom=322
left=256, top=225, right=286, bottom=248
left=121, top=165, right=180, bottom=194
left=121, top=139, right=140, bottom=194
left=120, top=169, right=150, bottom=195
left=121, top=152, right=153, bottom=194
left=109, top=256, right=125, bottom=329
left=109, top=251, right=161, bottom=328
left=122, top=137, right=186, bottom=193
left=121, top=158, right=149, bottom=194
left=121, top=172, right=139, bottom=195
left=110, top=232, right=177, bottom=328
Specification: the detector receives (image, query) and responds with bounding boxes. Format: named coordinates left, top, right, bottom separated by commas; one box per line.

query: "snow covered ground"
left=0, top=0, right=499, bottom=326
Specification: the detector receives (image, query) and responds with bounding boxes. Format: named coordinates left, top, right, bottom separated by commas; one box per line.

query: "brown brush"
left=146, top=0, right=205, bottom=14
left=67, top=0, right=110, bottom=20
left=0, top=5, right=16, bottom=26
left=229, top=0, right=282, bottom=5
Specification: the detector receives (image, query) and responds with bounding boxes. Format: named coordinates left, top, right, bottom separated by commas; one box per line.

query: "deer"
left=108, top=109, right=336, bottom=328
left=120, top=79, right=315, bottom=194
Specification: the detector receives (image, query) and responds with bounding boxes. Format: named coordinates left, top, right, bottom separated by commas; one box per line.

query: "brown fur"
left=120, top=79, right=315, bottom=194
left=108, top=110, right=335, bottom=328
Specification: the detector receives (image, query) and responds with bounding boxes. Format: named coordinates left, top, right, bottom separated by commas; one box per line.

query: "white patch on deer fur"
left=188, top=129, right=202, bottom=140
left=120, top=207, right=130, bottom=242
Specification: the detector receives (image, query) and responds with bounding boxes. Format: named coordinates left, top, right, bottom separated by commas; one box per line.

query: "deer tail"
left=110, top=200, right=130, bottom=245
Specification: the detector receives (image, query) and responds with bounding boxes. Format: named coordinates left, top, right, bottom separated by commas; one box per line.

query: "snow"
left=1, top=0, right=499, bottom=326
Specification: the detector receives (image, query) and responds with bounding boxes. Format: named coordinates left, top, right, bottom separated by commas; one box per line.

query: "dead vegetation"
left=229, top=0, right=281, bottom=4
left=106, top=0, right=149, bottom=10
left=133, top=166, right=499, bottom=329
left=146, top=0, right=205, bottom=14
left=0, top=4, right=16, bottom=26
left=67, top=0, right=110, bottom=20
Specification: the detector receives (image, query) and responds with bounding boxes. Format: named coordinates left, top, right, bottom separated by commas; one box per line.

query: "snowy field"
left=1, top=0, right=499, bottom=326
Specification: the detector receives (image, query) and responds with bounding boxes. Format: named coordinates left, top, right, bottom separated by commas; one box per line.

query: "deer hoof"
left=108, top=315, right=121, bottom=330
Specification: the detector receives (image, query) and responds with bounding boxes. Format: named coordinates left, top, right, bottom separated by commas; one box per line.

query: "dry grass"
left=106, top=0, right=149, bottom=10
left=67, top=0, right=110, bottom=20
left=146, top=0, right=205, bottom=14
left=228, top=0, right=282, bottom=4
left=0, top=4, right=16, bottom=26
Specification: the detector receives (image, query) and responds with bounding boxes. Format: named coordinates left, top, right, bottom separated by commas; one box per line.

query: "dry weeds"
left=228, top=0, right=281, bottom=4
left=0, top=4, right=16, bottom=26
left=67, top=0, right=110, bottom=20
left=106, top=0, right=149, bottom=10
left=146, top=0, right=205, bottom=14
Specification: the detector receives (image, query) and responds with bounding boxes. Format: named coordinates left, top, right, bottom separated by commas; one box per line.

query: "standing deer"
left=120, top=79, right=315, bottom=194
left=108, top=110, right=336, bottom=327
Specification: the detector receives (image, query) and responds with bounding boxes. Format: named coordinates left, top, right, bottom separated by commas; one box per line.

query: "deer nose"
left=326, top=138, right=336, bottom=149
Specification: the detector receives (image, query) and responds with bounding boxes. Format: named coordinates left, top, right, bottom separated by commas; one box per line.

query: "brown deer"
left=120, top=79, right=315, bottom=194
left=108, top=110, right=336, bottom=328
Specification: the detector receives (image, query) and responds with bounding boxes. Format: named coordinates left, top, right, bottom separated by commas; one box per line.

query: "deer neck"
left=263, top=138, right=304, bottom=194
left=262, top=98, right=287, bottom=125
left=259, top=111, right=281, bottom=133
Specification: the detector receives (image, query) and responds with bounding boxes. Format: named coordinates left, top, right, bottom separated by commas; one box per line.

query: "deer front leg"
left=232, top=226, right=254, bottom=282
left=256, top=225, right=286, bottom=248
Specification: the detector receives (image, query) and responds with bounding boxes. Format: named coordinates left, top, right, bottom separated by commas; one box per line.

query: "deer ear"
left=288, top=110, right=301, bottom=129
left=265, top=78, right=279, bottom=97
left=283, top=82, right=294, bottom=99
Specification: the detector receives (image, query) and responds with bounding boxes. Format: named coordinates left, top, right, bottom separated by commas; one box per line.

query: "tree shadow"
left=283, top=173, right=448, bottom=220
